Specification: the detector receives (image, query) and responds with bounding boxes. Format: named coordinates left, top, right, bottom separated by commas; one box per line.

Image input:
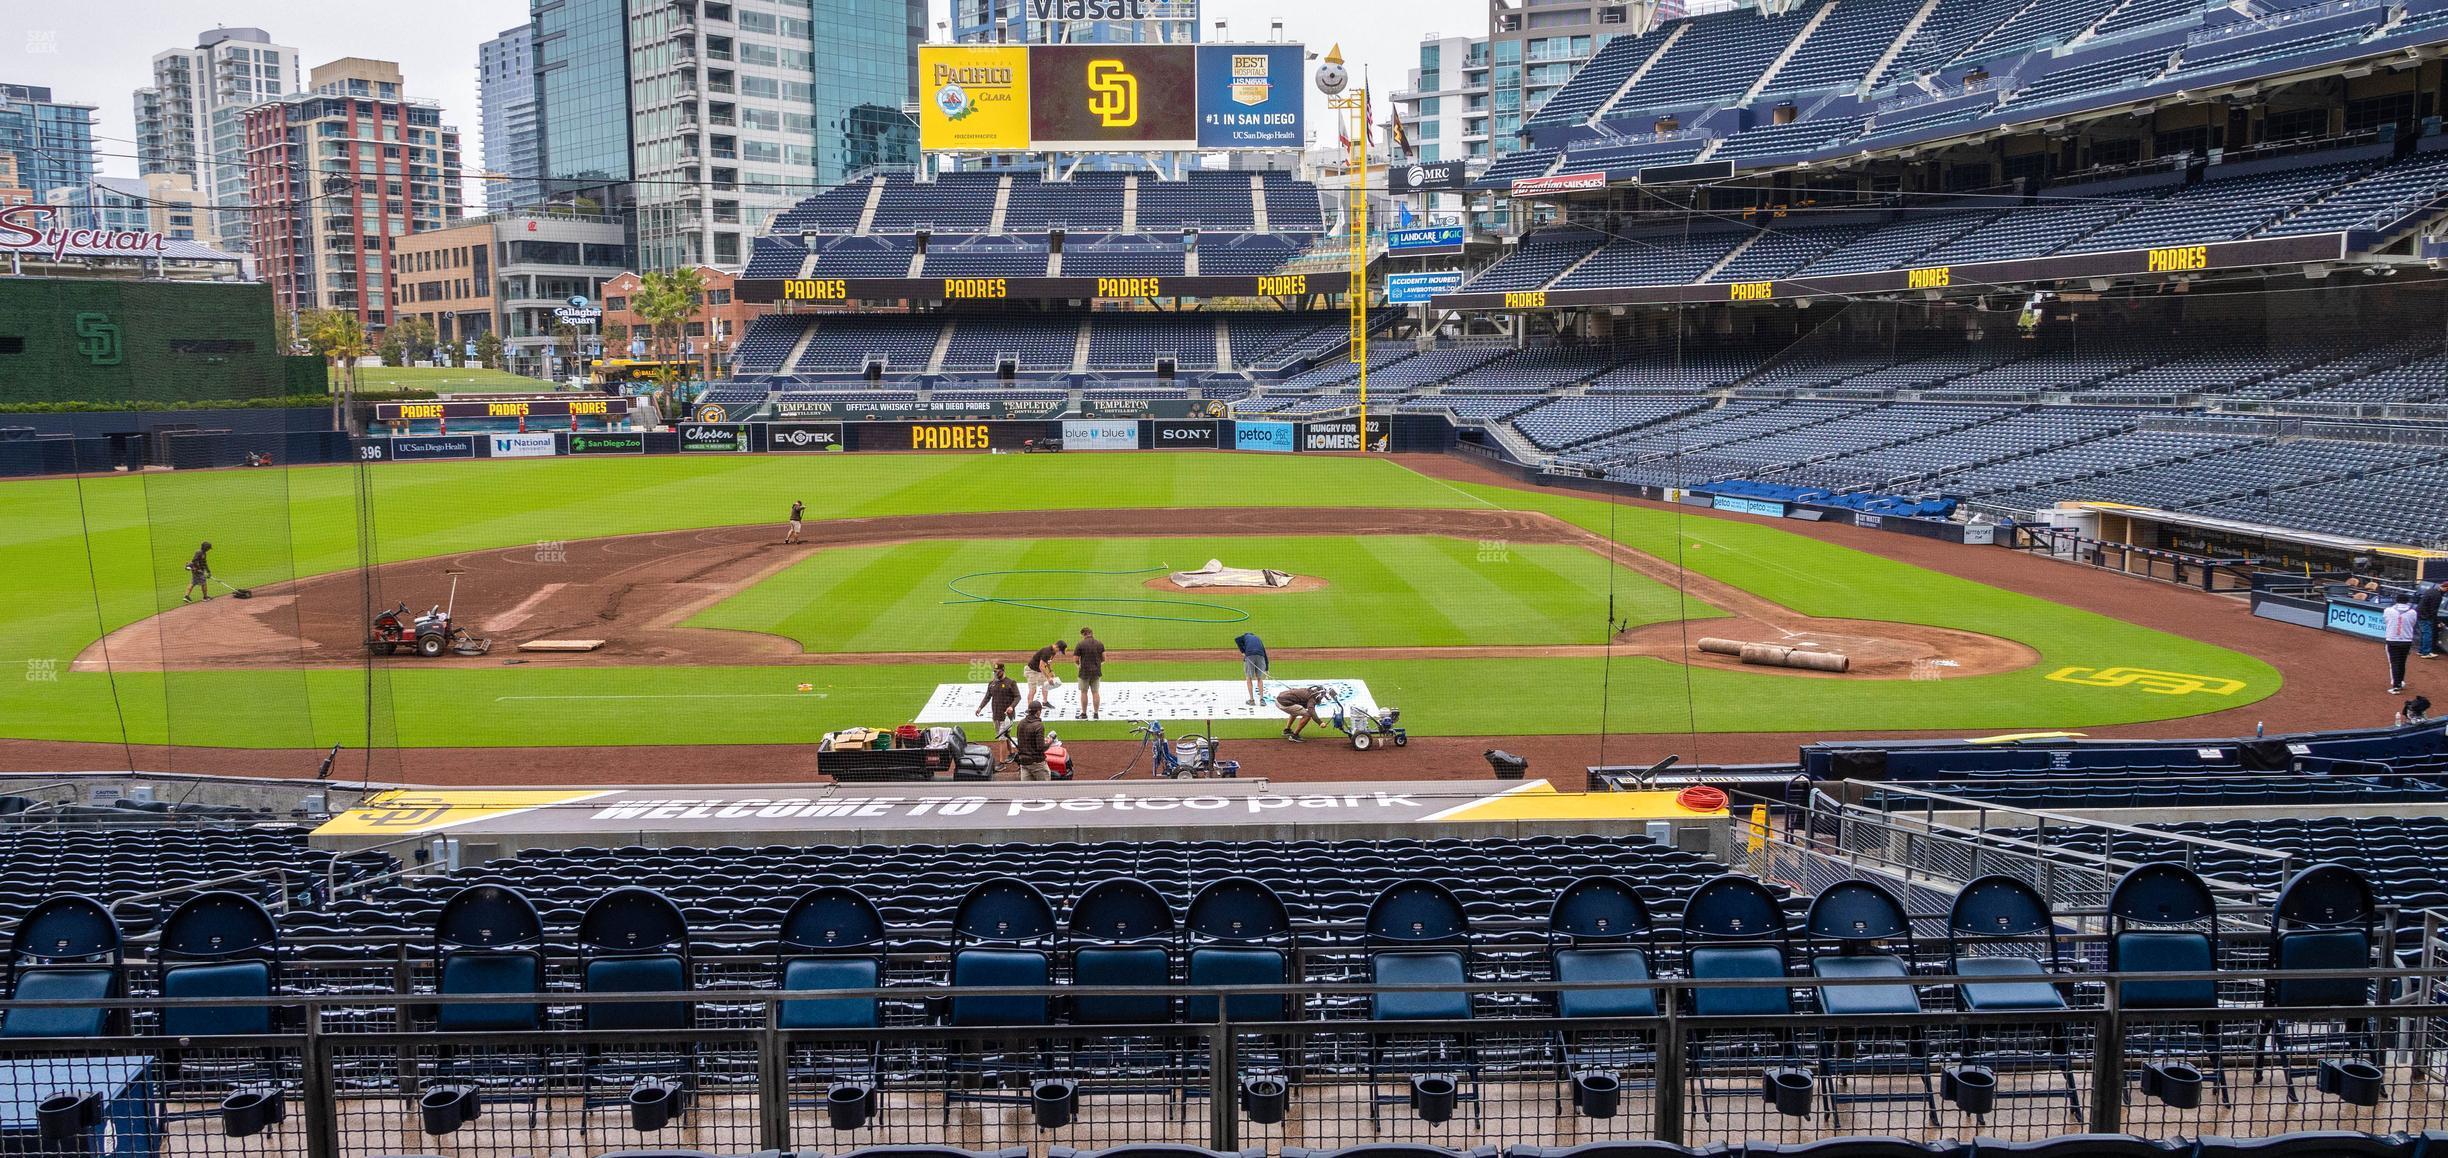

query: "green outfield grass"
left=688, top=535, right=1714, bottom=652
left=0, top=453, right=2280, bottom=749
left=353, top=366, right=556, bottom=392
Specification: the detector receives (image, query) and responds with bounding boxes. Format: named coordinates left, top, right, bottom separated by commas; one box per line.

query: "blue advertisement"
left=1386, top=271, right=1466, bottom=304
left=2326, top=599, right=2389, bottom=640
left=1711, top=494, right=1787, bottom=518
left=389, top=435, right=476, bottom=462
left=1061, top=419, right=1140, bottom=450
left=1234, top=420, right=1296, bottom=453
left=1196, top=45, right=1305, bottom=149
left=1388, top=225, right=1465, bottom=253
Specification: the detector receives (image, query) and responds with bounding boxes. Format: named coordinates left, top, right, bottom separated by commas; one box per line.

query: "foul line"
left=1418, top=470, right=1504, bottom=511
left=494, top=693, right=828, bottom=702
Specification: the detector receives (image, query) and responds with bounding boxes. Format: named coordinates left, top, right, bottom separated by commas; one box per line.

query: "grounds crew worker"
left=1276, top=685, right=1336, bottom=743
left=783, top=500, right=806, bottom=544
left=1235, top=631, right=1269, bottom=705
left=1073, top=627, right=1106, bottom=719
left=182, top=541, right=214, bottom=603
left=1012, top=702, right=1052, bottom=781
left=975, top=662, right=1022, bottom=761
left=1026, top=639, right=1069, bottom=710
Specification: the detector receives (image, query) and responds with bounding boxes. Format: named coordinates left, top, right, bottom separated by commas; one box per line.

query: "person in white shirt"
left=2384, top=592, right=2419, bottom=694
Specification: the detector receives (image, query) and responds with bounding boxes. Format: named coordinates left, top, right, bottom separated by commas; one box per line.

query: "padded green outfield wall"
left=0, top=279, right=302, bottom=404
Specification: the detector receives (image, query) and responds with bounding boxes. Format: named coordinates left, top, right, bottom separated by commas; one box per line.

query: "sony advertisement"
left=1150, top=420, right=1219, bottom=448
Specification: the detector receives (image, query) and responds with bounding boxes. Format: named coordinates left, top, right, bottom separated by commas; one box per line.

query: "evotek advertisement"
left=1195, top=44, right=1304, bottom=149
left=1031, top=45, right=1199, bottom=150
left=919, top=45, right=1032, bottom=151
left=767, top=423, right=845, bottom=452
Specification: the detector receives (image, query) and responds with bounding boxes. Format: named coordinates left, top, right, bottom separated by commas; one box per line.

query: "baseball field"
left=0, top=450, right=2310, bottom=778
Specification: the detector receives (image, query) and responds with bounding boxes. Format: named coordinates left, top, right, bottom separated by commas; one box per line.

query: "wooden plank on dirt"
left=518, top=639, right=606, bottom=652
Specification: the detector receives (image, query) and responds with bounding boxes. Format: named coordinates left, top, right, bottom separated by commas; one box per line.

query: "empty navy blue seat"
left=2, top=895, right=121, bottom=1038
left=1804, top=880, right=1920, bottom=1016
left=1947, top=876, right=2068, bottom=1011
left=434, top=883, right=545, bottom=1032
left=1067, top=879, right=1175, bottom=1025
left=1366, top=881, right=1473, bottom=1023
left=2107, top=864, right=2219, bottom=1010
left=1183, top=877, right=1294, bottom=1023
left=578, top=887, right=692, bottom=1032
left=157, top=890, right=278, bottom=1037
left=1681, top=875, right=1792, bottom=1017
left=777, top=885, right=885, bottom=1031
left=1549, top=876, right=1658, bottom=1019
left=946, top=878, right=1056, bottom=1027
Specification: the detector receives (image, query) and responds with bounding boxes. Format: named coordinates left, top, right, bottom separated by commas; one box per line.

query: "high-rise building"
left=532, top=0, right=923, bottom=272
left=0, top=154, right=31, bottom=207
left=479, top=27, right=542, bottom=208
left=242, top=59, right=464, bottom=330
left=391, top=208, right=629, bottom=376
left=133, top=28, right=300, bottom=250
left=950, top=0, right=1199, bottom=44
left=44, top=177, right=153, bottom=233
left=1485, top=0, right=1669, bottom=140
left=1391, top=34, right=1506, bottom=233
left=0, top=84, right=98, bottom=203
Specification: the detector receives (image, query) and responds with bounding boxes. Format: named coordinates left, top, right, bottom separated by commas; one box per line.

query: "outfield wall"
left=0, top=279, right=317, bottom=405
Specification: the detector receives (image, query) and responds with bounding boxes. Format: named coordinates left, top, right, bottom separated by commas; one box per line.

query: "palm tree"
left=301, top=310, right=372, bottom=433
left=632, top=268, right=710, bottom=416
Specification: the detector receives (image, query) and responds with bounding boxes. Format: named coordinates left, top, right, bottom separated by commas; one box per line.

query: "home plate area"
left=916, top=679, right=1380, bottom=724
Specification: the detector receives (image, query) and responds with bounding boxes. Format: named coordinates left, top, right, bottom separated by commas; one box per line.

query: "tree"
left=631, top=268, right=709, bottom=414
left=604, top=319, right=630, bottom=350
left=377, top=336, right=405, bottom=367
left=391, top=316, right=439, bottom=365
left=549, top=318, right=580, bottom=385
left=299, top=310, right=372, bottom=433
left=474, top=332, right=503, bottom=372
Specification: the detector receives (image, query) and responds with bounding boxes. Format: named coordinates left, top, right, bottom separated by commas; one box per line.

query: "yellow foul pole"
left=1325, top=47, right=1368, bottom=455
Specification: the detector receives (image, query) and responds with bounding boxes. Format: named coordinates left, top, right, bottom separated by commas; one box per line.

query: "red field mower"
left=368, top=574, right=492, bottom=658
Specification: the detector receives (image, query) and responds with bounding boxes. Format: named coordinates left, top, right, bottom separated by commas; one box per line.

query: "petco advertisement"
left=2326, top=600, right=2390, bottom=640
left=767, top=422, right=844, bottom=452
left=487, top=432, right=558, bottom=459
left=1712, top=495, right=1787, bottom=518
left=1152, top=420, right=1219, bottom=448
left=1062, top=419, right=1141, bottom=450
left=1234, top=420, right=1295, bottom=453
left=388, top=435, right=475, bottom=461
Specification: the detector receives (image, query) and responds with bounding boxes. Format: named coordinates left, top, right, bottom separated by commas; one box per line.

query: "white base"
left=917, top=678, right=1381, bottom=724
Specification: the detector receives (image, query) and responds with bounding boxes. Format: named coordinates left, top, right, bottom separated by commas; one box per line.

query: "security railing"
left=2, top=969, right=2442, bottom=1158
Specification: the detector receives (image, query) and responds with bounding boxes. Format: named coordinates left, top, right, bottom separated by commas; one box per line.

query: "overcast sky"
left=11, top=0, right=1478, bottom=198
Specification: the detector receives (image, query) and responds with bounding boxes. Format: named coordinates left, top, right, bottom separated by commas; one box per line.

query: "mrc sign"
left=0, top=205, right=169, bottom=260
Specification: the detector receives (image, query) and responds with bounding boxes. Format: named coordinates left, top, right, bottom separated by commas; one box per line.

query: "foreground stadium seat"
left=1183, top=876, right=1295, bottom=1024
left=1968, top=1135, right=2186, bottom=1158
left=1365, top=880, right=1480, bottom=1127
left=2195, top=1132, right=2419, bottom=1158
left=777, top=885, right=887, bottom=1031
left=578, top=887, right=694, bottom=1032
left=1050, top=1146, right=1267, bottom=1158
left=2260, top=864, right=2382, bottom=1095
left=2106, top=863, right=2228, bottom=1101
left=1066, top=878, right=1176, bottom=1026
left=1803, top=880, right=1936, bottom=1125
left=942, top=878, right=1060, bottom=1119
left=1945, top=876, right=2080, bottom=1118
left=2, top=895, right=122, bottom=1038
left=434, top=883, right=545, bottom=1032
left=157, top=890, right=280, bottom=1037
left=1679, top=874, right=1801, bottom=1117
left=1547, top=875, right=1659, bottom=1110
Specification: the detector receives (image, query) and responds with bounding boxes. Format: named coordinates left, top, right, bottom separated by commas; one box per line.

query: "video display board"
left=918, top=44, right=1304, bottom=152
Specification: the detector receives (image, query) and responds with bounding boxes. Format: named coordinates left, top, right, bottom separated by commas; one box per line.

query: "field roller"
left=1696, top=637, right=1850, bottom=673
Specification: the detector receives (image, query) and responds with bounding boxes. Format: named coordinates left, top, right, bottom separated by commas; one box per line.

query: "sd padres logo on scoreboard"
left=1032, top=45, right=1195, bottom=148
left=1086, top=59, right=1137, bottom=128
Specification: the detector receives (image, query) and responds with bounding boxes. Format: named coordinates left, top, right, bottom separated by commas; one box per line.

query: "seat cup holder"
left=37, top=1092, right=103, bottom=1152
left=1409, top=1074, right=1459, bottom=1124
left=628, top=1079, right=684, bottom=1132
left=1942, top=1065, right=1998, bottom=1116
left=220, top=1085, right=287, bottom=1138
left=1572, top=1070, right=1622, bottom=1119
left=1031, top=1077, right=1080, bottom=1128
left=1239, top=1074, right=1289, bottom=1125
left=2318, top=1059, right=2385, bottom=1107
left=825, top=1081, right=875, bottom=1130
left=2141, top=1061, right=2205, bottom=1110
left=1762, top=1067, right=1815, bottom=1117
left=418, top=1085, right=480, bottom=1136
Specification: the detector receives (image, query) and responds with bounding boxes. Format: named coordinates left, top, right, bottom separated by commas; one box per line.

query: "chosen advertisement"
left=1061, top=419, right=1140, bottom=450
left=568, top=431, right=645, bottom=455
left=1301, top=417, right=1389, bottom=452
left=1233, top=420, right=1295, bottom=453
left=678, top=423, right=750, bottom=453
left=487, top=432, right=558, bottom=459
left=1030, top=45, right=1198, bottom=150
left=920, top=45, right=1032, bottom=151
left=767, top=422, right=845, bottom=452
left=1194, top=44, right=1304, bottom=149
left=1386, top=271, right=1466, bottom=304
left=1151, top=420, right=1219, bottom=448
left=388, top=435, right=475, bottom=461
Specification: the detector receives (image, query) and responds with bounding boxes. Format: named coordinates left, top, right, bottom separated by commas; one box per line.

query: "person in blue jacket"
left=1234, top=631, right=1269, bottom=706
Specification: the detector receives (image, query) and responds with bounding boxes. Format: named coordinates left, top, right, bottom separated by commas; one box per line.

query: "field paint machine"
left=1125, top=719, right=1239, bottom=779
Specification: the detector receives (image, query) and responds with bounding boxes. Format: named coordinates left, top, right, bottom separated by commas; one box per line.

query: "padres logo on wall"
left=694, top=403, right=728, bottom=424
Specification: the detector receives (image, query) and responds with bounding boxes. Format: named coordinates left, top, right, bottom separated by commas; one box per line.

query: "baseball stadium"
left=11, top=4, right=2448, bottom=1158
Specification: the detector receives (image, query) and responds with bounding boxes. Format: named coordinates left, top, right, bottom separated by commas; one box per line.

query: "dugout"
left=2043, top=501, right=2448, bottom=583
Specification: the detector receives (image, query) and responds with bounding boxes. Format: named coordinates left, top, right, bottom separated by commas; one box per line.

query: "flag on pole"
left=1389, top=104, right=1411, bottom=156
left=1398, top=203, right=1416, bottom=228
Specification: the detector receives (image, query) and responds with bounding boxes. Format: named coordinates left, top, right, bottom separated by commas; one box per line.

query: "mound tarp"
left=1168, top=559, right=1292, bottom=589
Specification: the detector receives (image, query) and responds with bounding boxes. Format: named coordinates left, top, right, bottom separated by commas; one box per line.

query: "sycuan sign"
left=0, top=205, right=169, bottom=260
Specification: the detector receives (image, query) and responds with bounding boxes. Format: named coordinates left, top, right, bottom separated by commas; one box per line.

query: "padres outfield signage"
left=737, top=272, right=1347, bottom=304
left=568, top=431, right=645, bottom=455
left=781, top=279, right=849, bottom=301
left=678, top=423, right=750, bottom=453
left=374, top=397, right=629, bottom=422
left=1032, top=45, right=1198, bottom=149
left=910, top=424, right=998, bottom=450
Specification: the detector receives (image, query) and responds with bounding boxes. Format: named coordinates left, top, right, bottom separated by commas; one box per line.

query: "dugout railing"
left=0, top=967, right=2443, bottom=1158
